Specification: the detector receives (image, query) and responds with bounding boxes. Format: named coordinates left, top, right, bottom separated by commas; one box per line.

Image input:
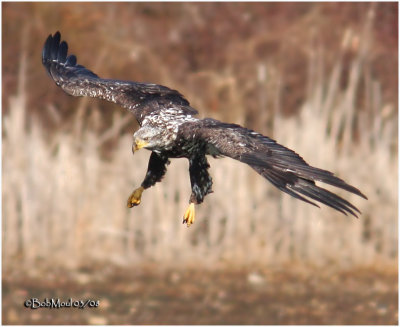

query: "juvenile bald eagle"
left=42, top=31, right=367, bottom=226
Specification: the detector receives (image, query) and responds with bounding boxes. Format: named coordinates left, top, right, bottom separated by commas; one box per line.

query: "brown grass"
left=2, top=3, right=397, bottom=273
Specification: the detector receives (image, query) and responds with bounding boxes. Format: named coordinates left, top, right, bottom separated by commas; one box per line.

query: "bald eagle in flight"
left=42, top=32, right=367, bottom=226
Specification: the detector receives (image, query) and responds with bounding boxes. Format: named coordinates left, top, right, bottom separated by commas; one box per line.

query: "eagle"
left=42, top=31, right=367, bottom=226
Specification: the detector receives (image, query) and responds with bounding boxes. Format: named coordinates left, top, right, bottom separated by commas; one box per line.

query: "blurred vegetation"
left=2, top=2, right=397, bottom=129
left=2, top=1, right=398, bottom=267
left=3, top=1, right=398, bottom=268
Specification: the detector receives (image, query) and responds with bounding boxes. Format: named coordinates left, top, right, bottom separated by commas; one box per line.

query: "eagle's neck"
left=140, top=111, right=198, bottom=151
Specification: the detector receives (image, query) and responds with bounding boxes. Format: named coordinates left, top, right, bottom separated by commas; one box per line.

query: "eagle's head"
left=133, top=125, right=175, bottom=152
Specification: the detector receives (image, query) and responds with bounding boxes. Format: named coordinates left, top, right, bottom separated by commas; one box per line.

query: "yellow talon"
left=127, top=186, right=145, bottom=208
left=183, top=203, right=195, bottom=227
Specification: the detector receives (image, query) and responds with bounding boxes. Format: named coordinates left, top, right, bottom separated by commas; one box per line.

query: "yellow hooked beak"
left=133, top=139, right=149, bottom=152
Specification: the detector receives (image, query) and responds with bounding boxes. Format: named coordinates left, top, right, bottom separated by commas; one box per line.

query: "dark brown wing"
left=42, top=32, right=198, bottom=123
left=186, top=118, right=367, bottom=217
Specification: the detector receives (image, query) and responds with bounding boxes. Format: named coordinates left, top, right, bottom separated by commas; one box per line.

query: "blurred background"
left=2, top=2, right=398, bottom=324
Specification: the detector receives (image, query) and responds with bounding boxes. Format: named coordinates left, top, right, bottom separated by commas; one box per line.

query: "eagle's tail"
left=198, top=118, right=367, bottom=217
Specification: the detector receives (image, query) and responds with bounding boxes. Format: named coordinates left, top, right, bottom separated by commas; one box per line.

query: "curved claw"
left=127, top=186, right=145, bottom=208
left=182, top=203, right=195, bottom=227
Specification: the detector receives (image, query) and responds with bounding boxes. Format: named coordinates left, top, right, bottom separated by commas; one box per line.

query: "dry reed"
left=2, top=7, right=397, bottom=273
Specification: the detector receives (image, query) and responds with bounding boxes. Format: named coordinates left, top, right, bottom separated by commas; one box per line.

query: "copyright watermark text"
left=24, top=298, right=99, bottom=310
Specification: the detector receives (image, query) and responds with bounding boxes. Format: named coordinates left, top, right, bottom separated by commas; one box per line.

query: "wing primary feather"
left=240, top=150, right=366, bottom=199
left=261, top=167, right=359, bottom=217
left=262, top=168, right=320, bottom=207
left=57, top=41, right=68, bottom=63
left=42, top=34, right=52, bottom=65
left=50, top=31, right=61, bottom=60
left=291, top=181, right=360, bottom=217
left=65, top=54, right=77, bottom=66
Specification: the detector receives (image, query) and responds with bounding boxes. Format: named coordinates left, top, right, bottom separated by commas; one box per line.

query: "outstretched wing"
left=42, top=31, right=198, bottom=124
left=188, top=118, right=367, bottom=217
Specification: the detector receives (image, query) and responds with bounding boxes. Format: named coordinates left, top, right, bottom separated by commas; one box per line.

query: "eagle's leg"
left=183, top=203, right=195, bottom=227
left=127, top=151, right=170, bottom=208
left=127, top=186, right=145, bottom=207
left=183, top=155, right=213, bottom=226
